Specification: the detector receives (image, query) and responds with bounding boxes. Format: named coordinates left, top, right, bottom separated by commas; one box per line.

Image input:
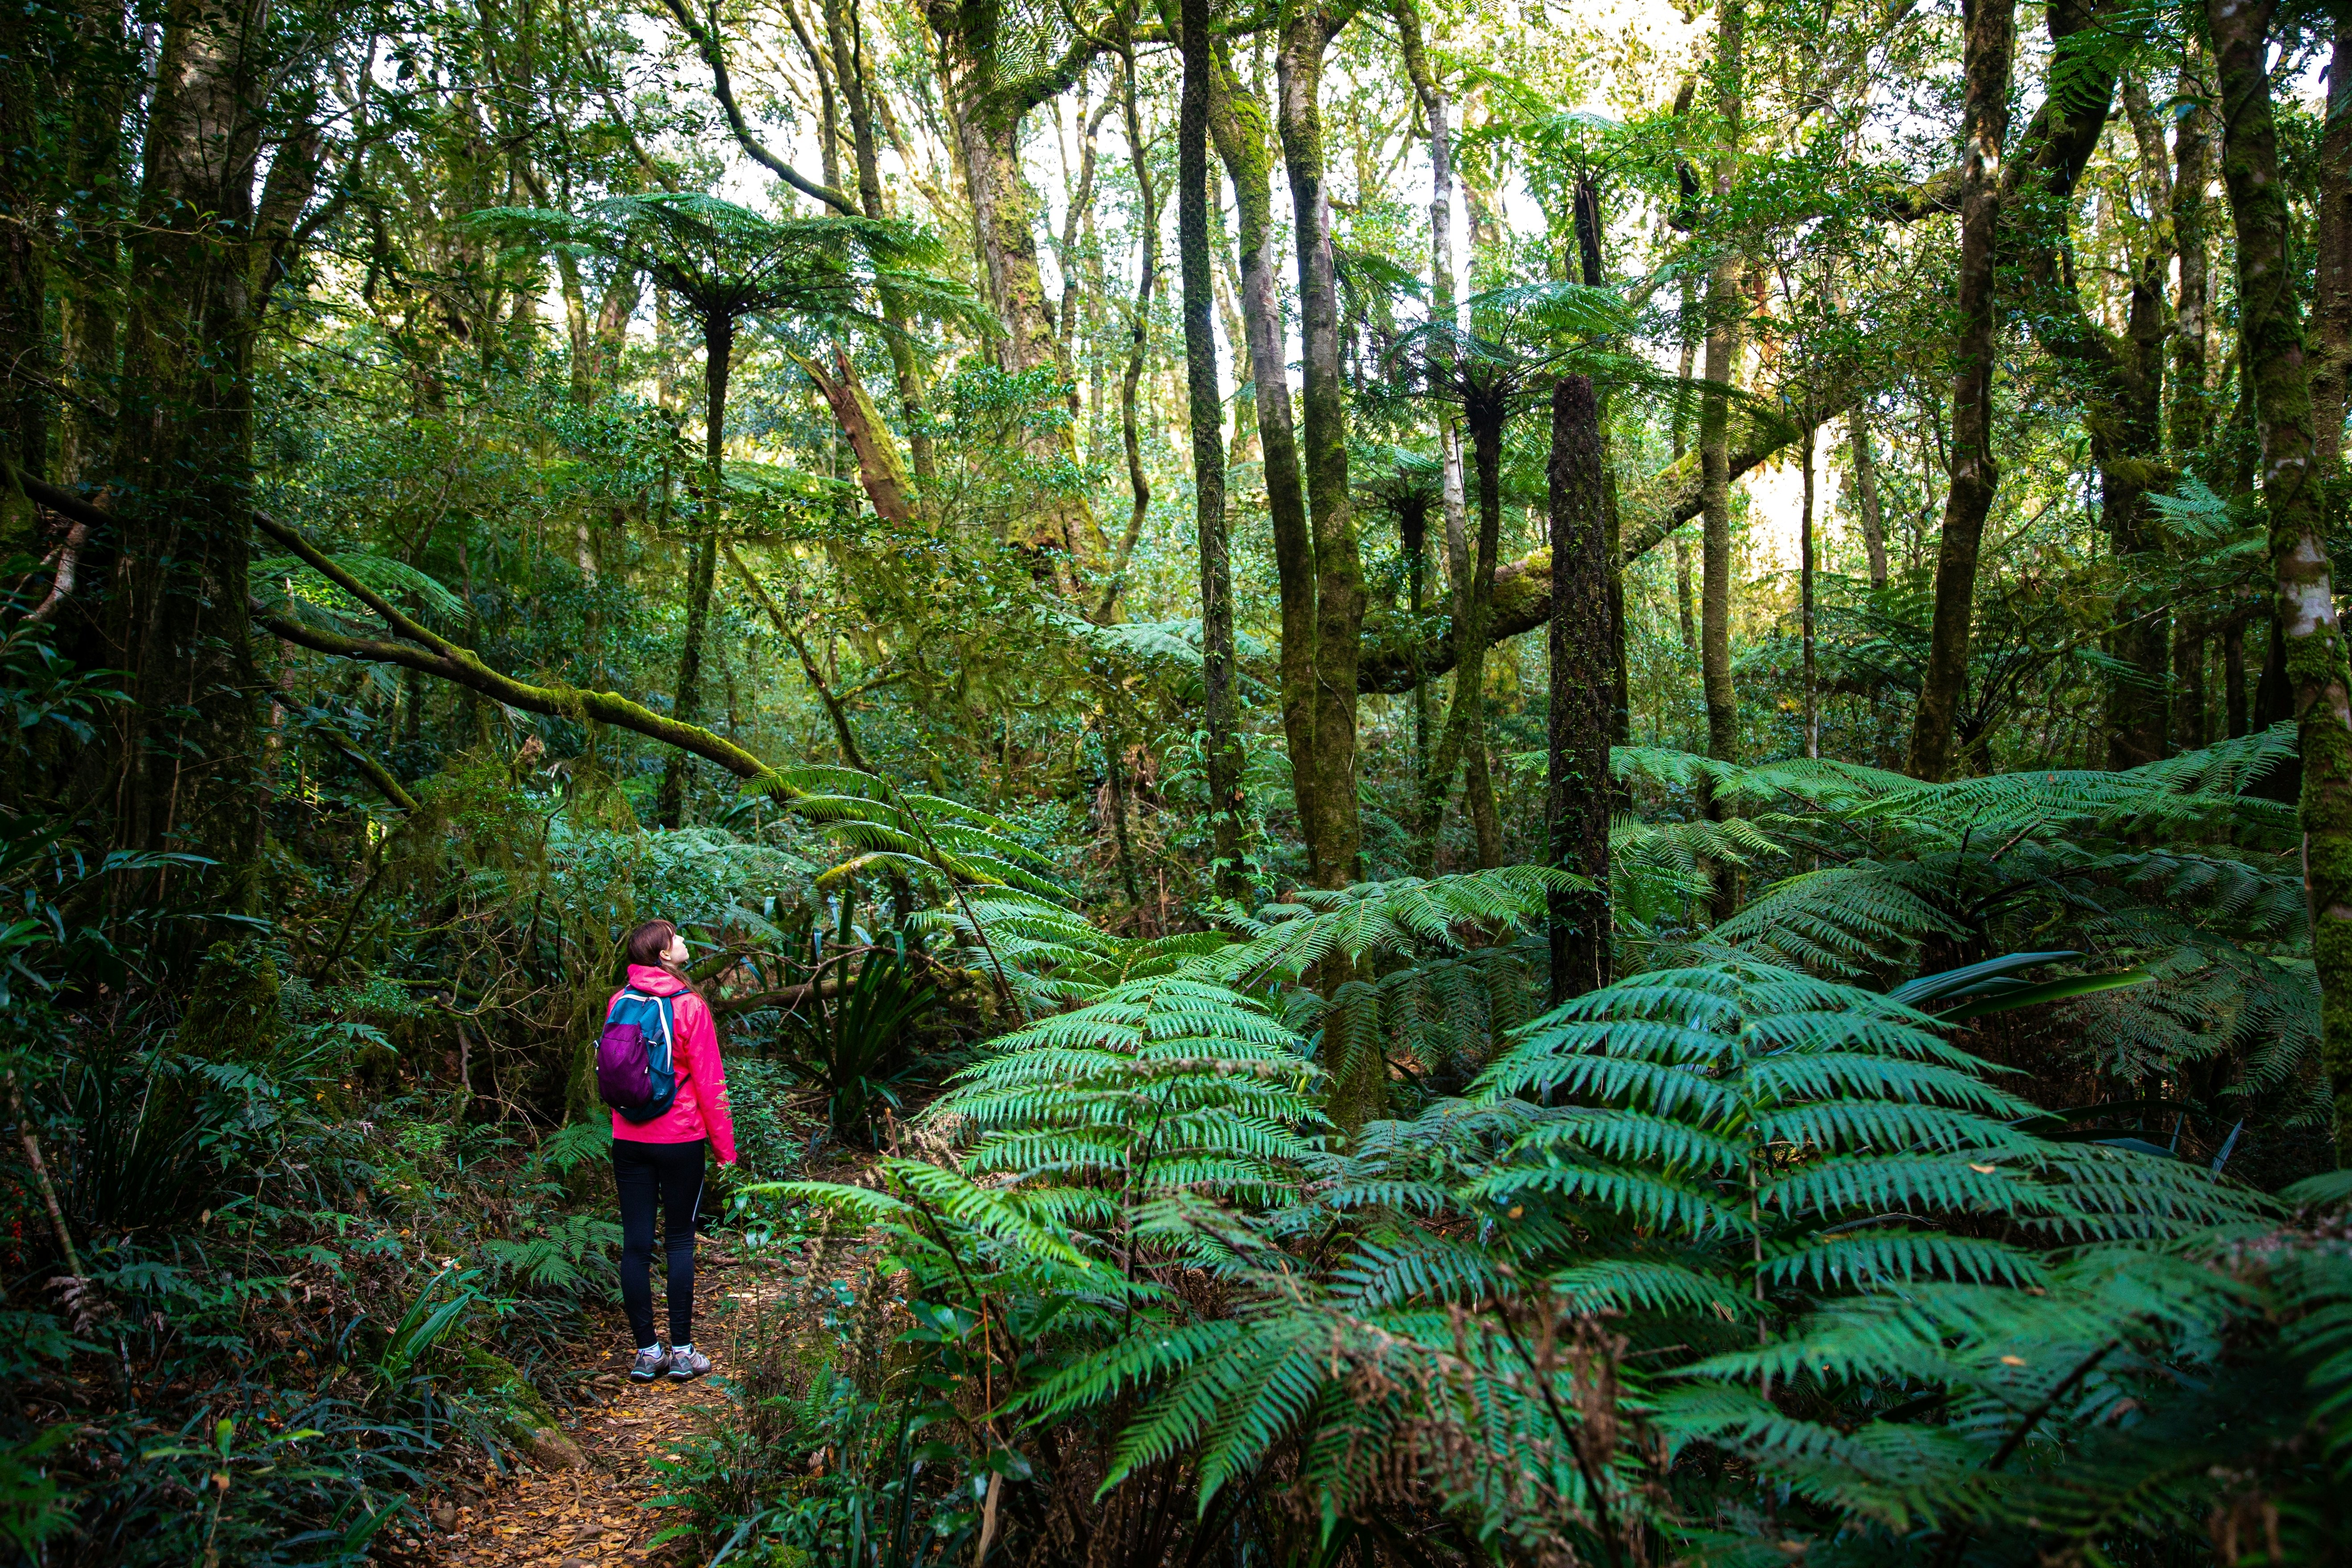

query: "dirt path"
left=392, top=1249, right=782, bottom=1568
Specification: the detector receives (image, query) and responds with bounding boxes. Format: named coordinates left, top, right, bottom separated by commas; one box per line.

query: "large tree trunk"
left=827, top=0, right=934, bottom=490
left=657, top=314, right=732, bottom=828
left=2172, top=48, right=2213, bottom=461
left=2312, top=22, right=2352, bottom=470
left=1850, top=411, right=1890, bottom=588
left=1176, top=0, right=1244, bottom=895
left=1277, top=1, right=1379, bottom=1139
left=102, top=0, right=293, bottom=935
left=1207, top=45, right=1318, bottom=859
left=57, top=0, right=128, bottom=493
left=1698, top=0, right=1745, bottom=772
left=1277, top=4, right=1367, bottom=889
left=1548, top=376, right=1612, bottom=1004
left=948, top=105, right=1059, bottom=379
left=1907, top=0, right=2012, bottom=781
left=1417, top=390, right=1506, bottom=872
left=0, top=21, right=48, bottom=547
left=2208, top=0, right=2352, bottom=1155
left=1573, top=176, right=1632, bottom=751
left=927, top=0, right=1102, bottom=585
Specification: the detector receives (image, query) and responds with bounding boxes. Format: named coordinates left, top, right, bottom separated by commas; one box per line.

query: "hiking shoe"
left=628, top=1346, right=670, bottom=1381
left=667, top=1346, right=710, bottom=1380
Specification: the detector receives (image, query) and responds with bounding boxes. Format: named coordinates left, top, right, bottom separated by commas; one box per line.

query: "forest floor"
left=385, top=1242, right=789, bottom=1568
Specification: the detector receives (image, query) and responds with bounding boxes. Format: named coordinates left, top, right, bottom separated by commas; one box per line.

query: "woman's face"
left=662, top=929, right=690, bottom=967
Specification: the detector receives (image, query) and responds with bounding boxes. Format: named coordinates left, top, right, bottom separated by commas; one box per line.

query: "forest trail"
left=400, top=1248, right=786, bottom=1568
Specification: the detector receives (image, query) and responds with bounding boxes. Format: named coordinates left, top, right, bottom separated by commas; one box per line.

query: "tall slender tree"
left=1698, top=0, right=1746, bottom=774
left=1206, top=42, right=1319, bottom=865
left=498, top=196, right=886, bottom=824
left=1907, top=0, right=2013, bottom=780
left=1173, top=0, right=1244, bottom=894
left=2311, top=20, right=2352, bottom=470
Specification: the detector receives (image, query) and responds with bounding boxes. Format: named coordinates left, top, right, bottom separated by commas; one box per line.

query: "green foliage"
left=252, top=549, right=470, bottom=634
left=778, top=944, right=942, bottom=1142
left=366, top=1268, right=482, bottom=1402
left=0, top=608, right=126, bottom=747
left=1609, top=735, right=2318, bottom=1154
left=655, top=1277, right=994, bottom=1567
left=721, top=1057, right=814, bottom=1178
left=13, top=8, right=2346, bottom=1560
left=474, top=193, right=949, bottom=341
left=766, top=765, right=1066, bottom=899
left=478, top=1213, right=622, bottom=1294
left=729, top=950, right=2348, bottom=1564
left=0, top=1426, right=76, bottom=1554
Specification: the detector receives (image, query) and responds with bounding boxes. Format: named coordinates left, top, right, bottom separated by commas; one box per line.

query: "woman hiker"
left=606, top=919, right=735, bottom=1380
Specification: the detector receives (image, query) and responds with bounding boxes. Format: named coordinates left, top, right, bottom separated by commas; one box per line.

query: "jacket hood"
left=625, top=964, right=690, bottom=995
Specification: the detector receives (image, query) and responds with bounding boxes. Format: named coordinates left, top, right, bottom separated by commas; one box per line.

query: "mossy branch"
left=258, top=609, right=784, bottom=789
left=245, top=510, right=787, bottom=789
left=318, top=726, right=421, bottom=813
left=1357, top=393, right=1848, bottom=693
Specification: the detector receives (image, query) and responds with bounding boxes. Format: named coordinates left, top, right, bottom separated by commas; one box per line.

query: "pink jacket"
left=609, top=965, right=736, bottom=1163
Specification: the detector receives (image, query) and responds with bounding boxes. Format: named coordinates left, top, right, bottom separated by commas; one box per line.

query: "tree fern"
left=916, top=959, right=2272, bottom=1554
left=750, top=767, right=1067, bottom=900
left=753, top=934, right=2333, bottom=1564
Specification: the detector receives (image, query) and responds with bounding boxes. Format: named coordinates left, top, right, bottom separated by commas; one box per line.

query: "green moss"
left=454, top=1345, right=584, bottom=1468
left=178, top=940, right=286, bottom=1060
left=455, top=1346, right=555, bottom=1424
left=0, top=472, right=37, bottom=558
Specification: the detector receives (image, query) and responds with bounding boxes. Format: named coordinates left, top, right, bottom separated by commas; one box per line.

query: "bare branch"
left=656, top=0, right=862, bottom=215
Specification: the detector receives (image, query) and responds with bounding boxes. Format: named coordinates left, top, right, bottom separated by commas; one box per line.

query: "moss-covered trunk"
left=657, top=313, right=731, bottom=828
left=2209, top=0, right=2352, bottom=1154
left=1278, top=4, right=1366, bottom=890
left=1697, top=0, right=1744, bottom=773
left=1415, top=385, right=1505, bottom=873
left=1207, top=45, right=1317, bottom=864
left=2311, top=21, right=2352, bottom=469
left=928, top=0, right=1100, bottom=584
left=98, top=0, right=307, bottom=942
left=1548, top=376, right=1613, bottom=1002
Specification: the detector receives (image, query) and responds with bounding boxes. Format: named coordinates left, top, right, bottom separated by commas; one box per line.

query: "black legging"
left=612, top=1139, right=705, bottom=1347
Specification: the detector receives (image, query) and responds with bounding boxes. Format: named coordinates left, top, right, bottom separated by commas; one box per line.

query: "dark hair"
left=625, top=919, right=680, bottom=971
left=625, top=917, right=698, bottom=988
left=622, top=922, right=720, bottom=1046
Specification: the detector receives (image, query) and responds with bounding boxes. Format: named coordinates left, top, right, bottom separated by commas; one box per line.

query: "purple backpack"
left=596, top=987, right=680, bottom=1123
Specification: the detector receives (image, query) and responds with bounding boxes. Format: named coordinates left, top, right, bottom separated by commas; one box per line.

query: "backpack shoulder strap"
left=612, top=987, right=680, bottom=1073
left=623, top=987, right=677, bottom=1049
